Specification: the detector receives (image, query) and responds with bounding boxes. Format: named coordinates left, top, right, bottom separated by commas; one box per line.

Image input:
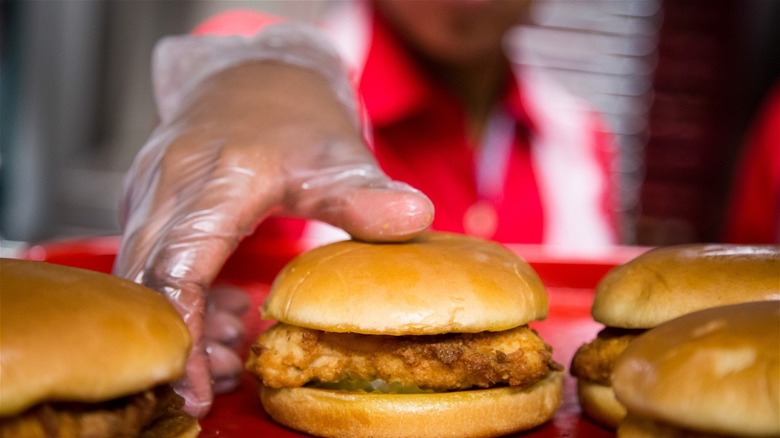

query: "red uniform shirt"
left=359, top=8, right=543, bottom=242
left=723, top=83, right=780, bottom=243
left=192, top=5, right=618, bottom=247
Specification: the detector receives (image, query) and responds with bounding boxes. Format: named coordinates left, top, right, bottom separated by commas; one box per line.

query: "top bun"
left=612, top=300, right=780, bottom=436
left=591, top=244, right=779, bottom=328
left=0, top=258, right=191, bottom=416
left=261, top=232, right=548, bottom=335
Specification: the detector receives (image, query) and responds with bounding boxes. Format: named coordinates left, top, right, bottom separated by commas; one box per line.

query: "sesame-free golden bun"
left=612, top=301, right=780, bottom=437
left=592, top=244, right=780, bottom=328
left=259, top=372, right=563, bottom=438
left=262, top=232, right=549, bottom=334
left=0, top=258, right=198, bottom=437
left=256, top=232, right=561, bottom=437
left=575, top=379, right=626, bottom=429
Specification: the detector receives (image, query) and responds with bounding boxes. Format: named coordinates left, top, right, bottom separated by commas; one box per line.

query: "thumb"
left=172, top=345, right=213, bottom=418
left=297, top=177, right=435, bottom=242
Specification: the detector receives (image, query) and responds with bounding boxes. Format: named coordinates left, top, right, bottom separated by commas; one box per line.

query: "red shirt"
left=192, top=6, right=618, bottom=246
left=723, top=83, right=780, bottom=243
left=359, top=9, right=543, bottom=242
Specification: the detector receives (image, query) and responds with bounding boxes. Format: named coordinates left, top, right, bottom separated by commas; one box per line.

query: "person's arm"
left=113, top=22, right=433, bottom=418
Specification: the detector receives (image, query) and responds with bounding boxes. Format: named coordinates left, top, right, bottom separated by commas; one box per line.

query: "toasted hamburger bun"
left=612, top=301, right=780, bottom=437
left=251, top=232, right=562, bottom=438
left=571, top=244, right=780, bottom=429
left=592, top=244, right=780, bottom=328
left=575, top=380, right=626, bottom=429
left=0, top=258, right=199, bottom=437
left=262, top=231, right=548, bottom=334
left=260, top=373, right=563, bottom=438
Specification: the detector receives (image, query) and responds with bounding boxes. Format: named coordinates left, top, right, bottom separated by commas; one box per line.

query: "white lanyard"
left=475, top=107, right=515, bottom=201
left=465, top=107, right=516, bottom=238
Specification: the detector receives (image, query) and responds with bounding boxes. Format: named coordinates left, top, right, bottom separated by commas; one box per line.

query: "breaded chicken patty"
left=0, top=386, right=186, bottom=438
left=247, top=323, right=562, bottom=392
left=569, top=327, right=644, bottom=385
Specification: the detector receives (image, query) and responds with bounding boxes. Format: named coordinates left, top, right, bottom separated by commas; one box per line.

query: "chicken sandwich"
left=0, top=258, right=199, bottom=437
left=247, top=232, right=563, bottom=438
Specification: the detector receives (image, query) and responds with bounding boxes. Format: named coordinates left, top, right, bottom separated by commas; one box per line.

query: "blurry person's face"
left=374, top=0, right=534, bottom=66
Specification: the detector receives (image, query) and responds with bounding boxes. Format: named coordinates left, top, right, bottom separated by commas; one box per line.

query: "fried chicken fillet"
left=0, top=386, right=192, bottom=438
left=248, top=324, right=562, bottom=392
left=569, top=328, right=642, bottom=386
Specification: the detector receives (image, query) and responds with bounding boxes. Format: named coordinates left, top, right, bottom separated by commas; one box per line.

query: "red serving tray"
left=22, top=236, right=648, bottom=437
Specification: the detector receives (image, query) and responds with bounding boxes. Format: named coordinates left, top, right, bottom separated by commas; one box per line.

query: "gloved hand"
left=113, top=25, right=434, bottom=418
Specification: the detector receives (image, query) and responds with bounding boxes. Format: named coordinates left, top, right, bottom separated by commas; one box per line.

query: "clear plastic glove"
left=113, top=25, right=433, bottom=418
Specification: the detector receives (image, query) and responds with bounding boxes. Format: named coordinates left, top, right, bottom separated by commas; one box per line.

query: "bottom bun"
left=141, top=411, right=200, bottom=438
left=576, top=379, right=626, bottom=429
left=260, top=372, right=563, bottom=438
left=616, top=414, right=709, bottom=438
left=140, top=385, right=200, bottom=438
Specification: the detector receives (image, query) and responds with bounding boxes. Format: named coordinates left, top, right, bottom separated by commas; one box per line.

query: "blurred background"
left=2, top=0, right=778, bottom=249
